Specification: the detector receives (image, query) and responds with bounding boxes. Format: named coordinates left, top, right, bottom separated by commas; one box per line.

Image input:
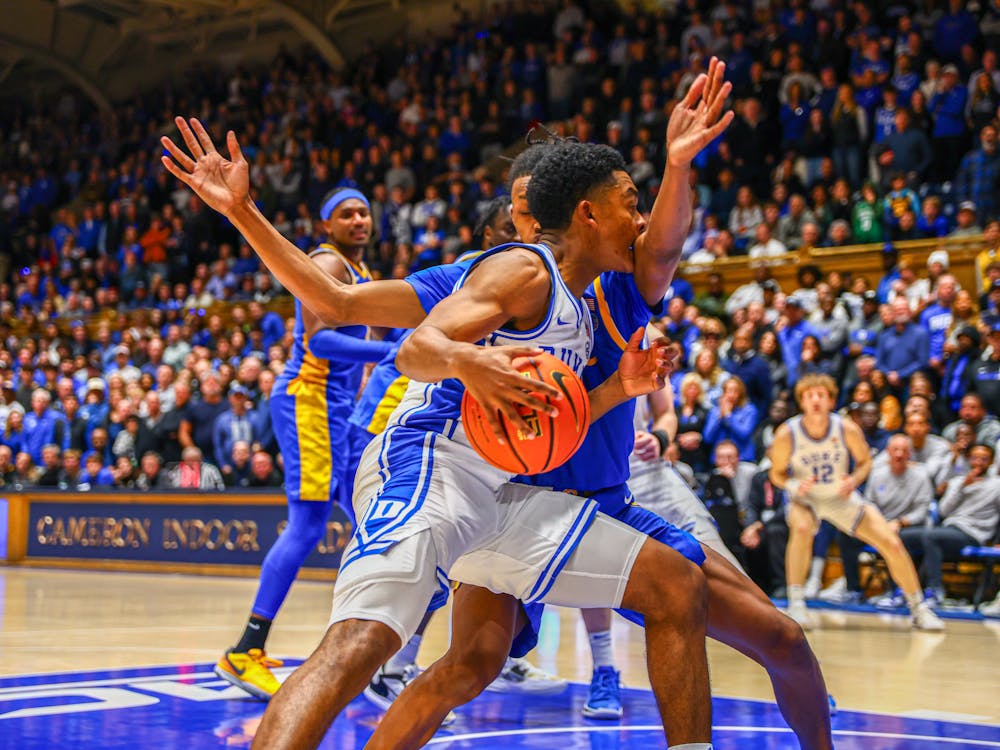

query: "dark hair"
left=507, top=145, right=553, bottom=189
left=526, top=143, right=626, bottom=231
left=473, top=196, right=511, bottom=247
left=973, top=442, right=996, bottom=457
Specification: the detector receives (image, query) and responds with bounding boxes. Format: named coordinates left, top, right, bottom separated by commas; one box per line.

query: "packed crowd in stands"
left=0, top=0, right=999, bottom=602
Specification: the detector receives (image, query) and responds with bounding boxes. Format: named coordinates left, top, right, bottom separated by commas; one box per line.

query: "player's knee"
left=788, top=517, right=816, bottom=537
left=438, top=645, right=506, bottom=699
left=882, top=533, right=907, bottom=559
left=641, top=552, right=708, bottom=627
left=764, top=611, right=811, bottom=663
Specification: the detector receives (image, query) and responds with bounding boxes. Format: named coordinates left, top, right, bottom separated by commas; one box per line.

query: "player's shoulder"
left=468, top=244, right=549, bottom=288
left=310, top=246, right=353, bottom=282
left=772, top=420, right=794, bottom=443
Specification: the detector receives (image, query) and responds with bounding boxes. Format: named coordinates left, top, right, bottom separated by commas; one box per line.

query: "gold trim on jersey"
left=593, top=276, right=628, bottom=351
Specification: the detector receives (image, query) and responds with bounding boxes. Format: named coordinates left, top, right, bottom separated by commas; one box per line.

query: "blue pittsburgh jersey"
left=521, top=272, right=662, bottom=500
left=274, top=244, right=373, bottom=403
left=386, top=243, right=592, bottom=438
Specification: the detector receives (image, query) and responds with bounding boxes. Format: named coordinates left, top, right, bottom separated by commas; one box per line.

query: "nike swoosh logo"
left=550, top=371, right=581, bottom=427
left=556, top=313, right=573, bottom=326
left=225, top=656, right=247, bottom=676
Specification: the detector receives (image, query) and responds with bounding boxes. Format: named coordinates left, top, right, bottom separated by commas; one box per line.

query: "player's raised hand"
left=666, top=56, right=735, bottom=169
left=160, top=117, right=249, bottom=216
left=617, top=328, right=675, bottom=398
left=454, top=346, right=562, bottom=444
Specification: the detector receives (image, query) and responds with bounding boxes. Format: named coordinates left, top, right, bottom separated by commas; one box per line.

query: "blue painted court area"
left=1, top=662, right=998, bottom=749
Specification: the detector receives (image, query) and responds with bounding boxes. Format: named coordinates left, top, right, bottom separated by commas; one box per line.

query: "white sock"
left=788, top=584, right=806, bottom=606
left=386, top=634, right=421, bottom=672
left=668, top=744, right=713, bottom=749
left=904, top=591, right=923, bottom=612
left=807, top=557, right=825, bottom=585
left=588, top=629, right=615, bottom=669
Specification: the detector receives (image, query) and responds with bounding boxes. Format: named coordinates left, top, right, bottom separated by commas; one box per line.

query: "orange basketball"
left=461, top=352, right=590, bottom=475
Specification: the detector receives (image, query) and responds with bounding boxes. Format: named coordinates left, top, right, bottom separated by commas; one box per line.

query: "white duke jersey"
left=787, top=413, right=851, bottom=501
left=387, top=242, right=594, bottom=440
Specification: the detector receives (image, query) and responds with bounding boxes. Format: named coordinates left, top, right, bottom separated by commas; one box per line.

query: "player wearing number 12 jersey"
left=769, top=374, right=943, bottom=631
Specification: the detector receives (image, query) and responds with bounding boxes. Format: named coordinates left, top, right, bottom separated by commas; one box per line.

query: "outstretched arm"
left=632, top=57, right=734, bottom=306
left=160, top=117, right=427, bottom=329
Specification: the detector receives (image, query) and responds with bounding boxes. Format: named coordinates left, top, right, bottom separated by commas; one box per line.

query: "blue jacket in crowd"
left=876, top=323, right=930, bottom=379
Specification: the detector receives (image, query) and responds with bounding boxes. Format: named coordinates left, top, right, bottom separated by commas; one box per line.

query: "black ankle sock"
left=234, top=615, right=272, bottom=653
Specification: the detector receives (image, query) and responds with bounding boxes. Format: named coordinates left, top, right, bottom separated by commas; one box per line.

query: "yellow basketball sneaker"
left=215, top=648, right=284, bottom=700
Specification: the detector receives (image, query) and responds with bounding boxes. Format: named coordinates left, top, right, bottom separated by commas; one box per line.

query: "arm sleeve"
left=404, top=261, right=471, bottom=313
left=308, top=328, right=397, bottom=363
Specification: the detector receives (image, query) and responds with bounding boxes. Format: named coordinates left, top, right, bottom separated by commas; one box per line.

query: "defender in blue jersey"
left=214, top=188, right=398, bottom=700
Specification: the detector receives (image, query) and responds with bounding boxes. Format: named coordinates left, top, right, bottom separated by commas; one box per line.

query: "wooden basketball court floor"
left=2, top=566, right=999, bottom=748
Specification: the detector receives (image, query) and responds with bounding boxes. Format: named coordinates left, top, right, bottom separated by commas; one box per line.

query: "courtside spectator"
left=167, top=446, right=224, bottom=490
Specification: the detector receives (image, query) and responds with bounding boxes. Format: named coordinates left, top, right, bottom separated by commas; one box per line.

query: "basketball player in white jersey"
left=161, top=123, right=715, bottom=750
left=769, top=374, right=943, bottom=631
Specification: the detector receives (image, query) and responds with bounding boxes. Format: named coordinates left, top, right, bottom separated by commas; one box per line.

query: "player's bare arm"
left=768, top=424, right=814, bottom=499
left=161, top=117, right=427, bottom=329
left=632, top=57, right=734, bottom=305
left=396, top=249, right=563, bottom=439
left=840, top=418, right=874, bottom=497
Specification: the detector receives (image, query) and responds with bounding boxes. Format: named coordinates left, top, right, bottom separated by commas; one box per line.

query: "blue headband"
left=320, top=189, right=370, bottom=220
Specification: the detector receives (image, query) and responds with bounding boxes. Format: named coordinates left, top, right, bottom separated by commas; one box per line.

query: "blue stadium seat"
left=960, top=545, right=1000, bottom=608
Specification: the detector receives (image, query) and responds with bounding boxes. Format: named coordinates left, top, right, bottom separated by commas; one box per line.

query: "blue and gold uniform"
left=272, top=244, right=372, bottom=506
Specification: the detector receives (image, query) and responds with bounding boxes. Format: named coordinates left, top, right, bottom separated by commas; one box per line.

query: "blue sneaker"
left=871, top=588, right=906, bottom=609
left=582, top=666, right=623, bottom=719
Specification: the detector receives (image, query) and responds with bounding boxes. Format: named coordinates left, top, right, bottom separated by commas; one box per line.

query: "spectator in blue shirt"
left=212, top=384, right=258, bottom=473
left=23, top=389, right=66, bottom=465
left=722, top=325, right=772, bottom=417
left=932, top=0, right=980, bottom=64
left=777, top=294, right=818, bottom=386
left=930, top=65, right=969, bottom=181
left=703, top=376, right=759, bottom=462
left=80, top=451, right=115, bottom=487
left=248, top=302, right=285, bottom=350
left=955, top=124, right=1000, bottom=225
left=876, top=297, right=930, bottom=393
left=918, top=275, right=957, bottom=370
left=874, top=109, right=933, bottom=188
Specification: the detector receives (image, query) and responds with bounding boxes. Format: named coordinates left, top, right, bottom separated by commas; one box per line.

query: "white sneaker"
left=818, top=577, right=847, bottom=602
left=787, top=600, right=814, bottom=630
left=804, top=578, right=822, bottom=599
left=364, top=663, right=456, bottom=725
left=911, top=604, right=945, bottom=632
left=980, top=596, right=1000, bottom=617
left=485, top=657, right=567, bottom=694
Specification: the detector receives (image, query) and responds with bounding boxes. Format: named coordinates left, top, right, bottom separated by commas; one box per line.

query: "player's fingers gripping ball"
left=462, top=352, right=590, bottom=474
